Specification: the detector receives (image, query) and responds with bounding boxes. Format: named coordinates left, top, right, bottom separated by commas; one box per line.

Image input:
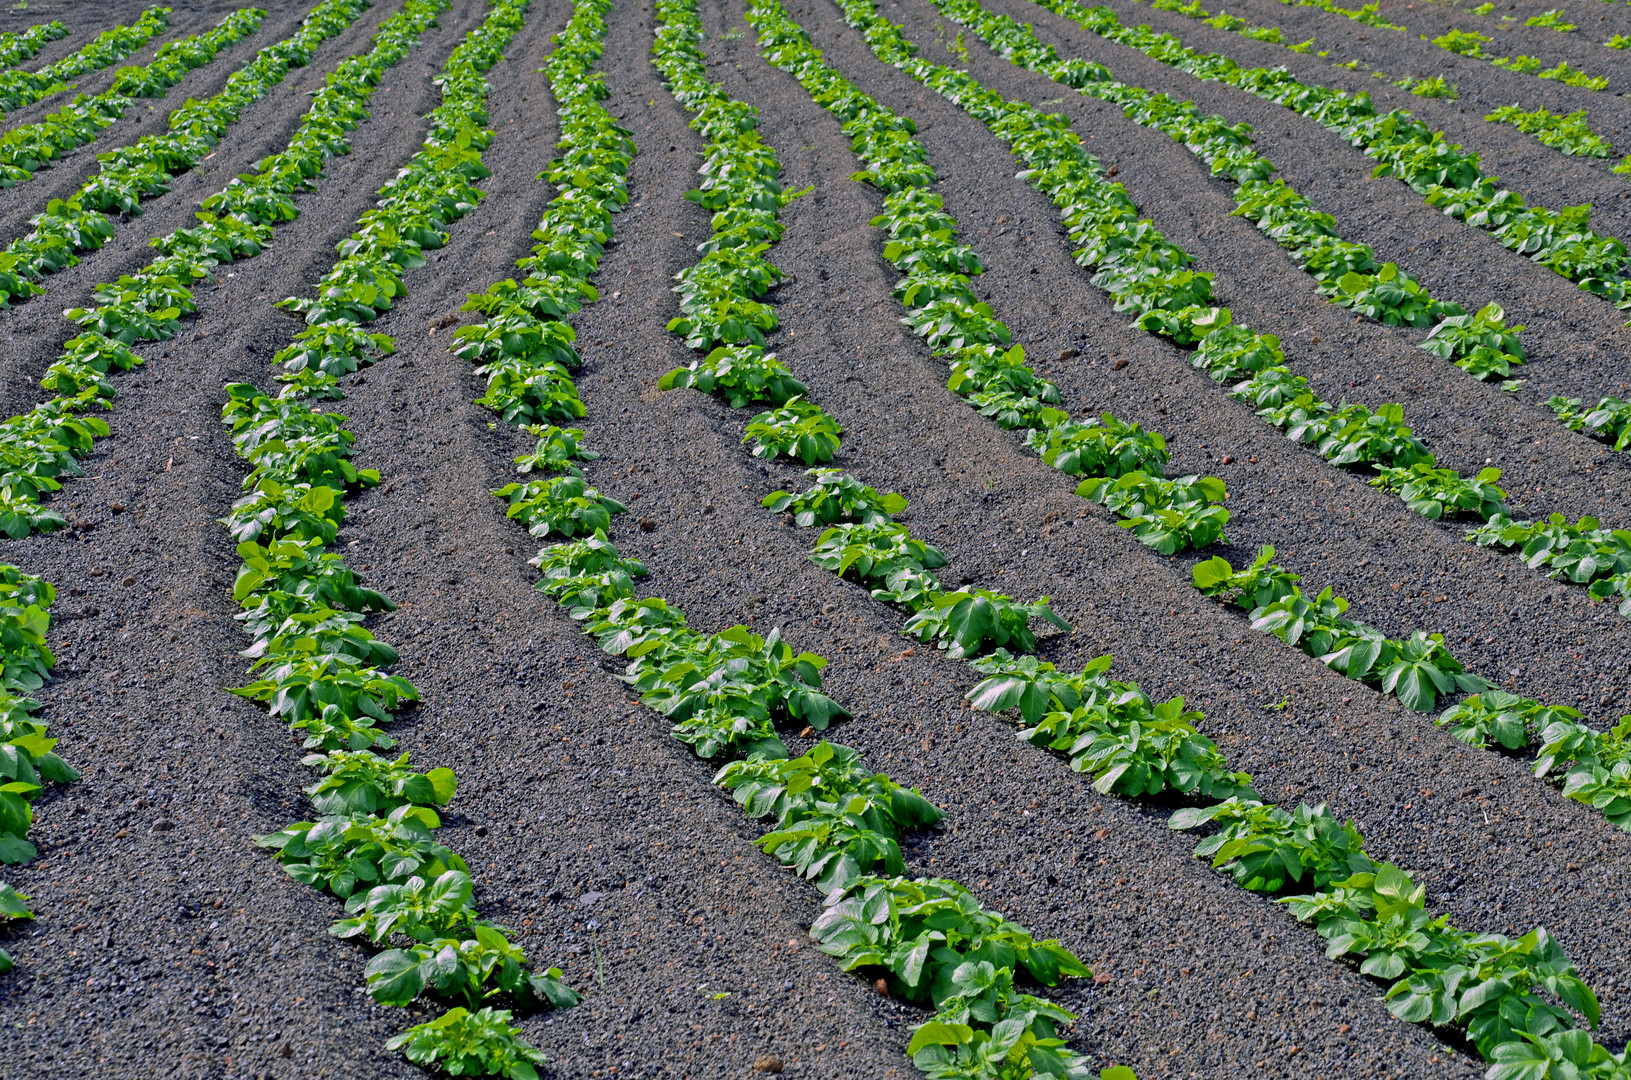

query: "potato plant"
left=0, top=880, right=31, bottom=973
left=387, top=1006, right=551, bottom=1079
left=762, top=468, right=906, bottom=526
left=743, top=399, right=843, bottom=464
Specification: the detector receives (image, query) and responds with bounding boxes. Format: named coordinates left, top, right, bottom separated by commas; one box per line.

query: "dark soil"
left=0, top=0, right=1628, bottom=1076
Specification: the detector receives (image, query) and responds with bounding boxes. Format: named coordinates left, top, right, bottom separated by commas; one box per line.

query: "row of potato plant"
left=1013, top=0, right=1631, bottom=614
left=0, top=564, right=75, bottom=974
left=1199, top=542, right=1631, bottom=833
left=221, top=1, right=580, bottom=1074
left=0, top=21, right=67, bottom=74
left=846, top=0, right=1631, bottom=831
left=1265, top=0, right=1613, bottom=87
left=0, top=6, right=169, bottom=116
left=0, top=7, right=262, bottom=196
left=0, top=0, right=446, bottom=546
left=746, top=5, right=1618, bottom=1072
left=812, top=0, right=1495, bottom=712
left=1141, top=0, right=1631, bottom=173
left=0, top=0, right=371, bottom=319
left=1136, top=0, right=1631, bottom=362
left=922, top=1, right=1615, bottom=637
left=1025, top=0, right=1631, bottom=314
left=456, top=1, right=1115, bottom=1076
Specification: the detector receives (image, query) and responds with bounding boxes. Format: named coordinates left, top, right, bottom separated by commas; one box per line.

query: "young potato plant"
left=809, top=521, right=945, bottom=586
left=1370, top=464, right=1508, bottom=520
left=256, top=804, right=467, bottom=900
left=762, top=468, right=906, bottom=526
left=1192, top=544, right=1300, bottom=609
left=387, top=1006, right=552, bottom=1079
left=0, top=575, right=71, bottom=865
left=1437, top=690, right=1582, bottom=751
left=1548, top=396, right=1631, bottom=452
left=1008, top=662, right=1258, bottom=800
left=1421, top=303, right=1525, bottom=381
left=1194, top=549, right=1488, bottom=712
left=744, top=399, right=842, bottom=464
left=717, top=741, right=940, bottom=892
left=493, top=475, right=625, bottom=539
left=1470, top=514, right=1631, bottom=615
left=0, top=879, right=31, bottom=972
left=622, top=622, right=847, bottom=734
left=809, top=872, right=1090, bottom=1013
left=659, top=344, right=806, bottom=407
left=1077, top=472, right=1229, bottom=554
left=1024, top=411, right=1167, bottom=477
left=530, top=531, right=649, bottom=614
left=902, top=589, right=1070, bottom=660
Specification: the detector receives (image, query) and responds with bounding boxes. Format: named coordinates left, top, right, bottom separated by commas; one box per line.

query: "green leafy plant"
left=1547, top=396, right=1631, bottom=451
left=1013, top=663, right=1257, bottom=799
left=1404, top=75, right=1457, bottom=99
left=0, top=879, right=30, bottom=971
left=1370, top=464, right=1507, bottom=520
left=1023, top=412, right=1167, bottom=476
left=658, top=344, right=806, bottom=406
left=1077, top=472, right=1229, bottom=554
left=1437, top=690, right=1579, bottom=751
left=492, top=475, right=625, bottom=538
left=387, top=1006, right=550, bottom=1078
left=717, top=741, right=940, bottom=892
left=743, top=398, right=842, bottom=463
left=1192, top=545, right=1300, bottom=609
left=762, top=468, right=906, bottom=526
left=1486, top=106, right=1610, bottom=158
left=1524, top=9, right=1575, bottom=32
left=809, top=521, right=945, bottom=585
left=810, top=874, right=1090, bottom=1004
left=902, top=589, right=1069, bottom=659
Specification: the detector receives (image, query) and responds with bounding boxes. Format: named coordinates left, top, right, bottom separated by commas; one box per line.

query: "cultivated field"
left=0, top=0, right=1629, bottom=1076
